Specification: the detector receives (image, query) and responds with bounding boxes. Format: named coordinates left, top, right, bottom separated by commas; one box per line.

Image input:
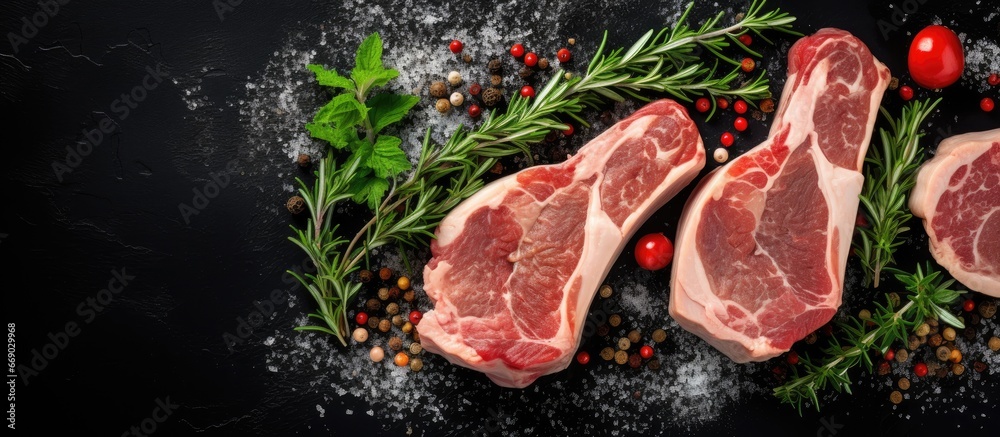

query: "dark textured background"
left=1, top=0, right=998, bottom=435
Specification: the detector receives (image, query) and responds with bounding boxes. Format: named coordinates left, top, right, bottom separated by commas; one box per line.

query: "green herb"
left=773, top=263, right=964, bottom=414
left=855, top=98, right=941, bottom=287
left=288, top=1, right=799, bottom=345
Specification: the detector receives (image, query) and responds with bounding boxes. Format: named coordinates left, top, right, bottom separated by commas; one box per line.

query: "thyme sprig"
left=855, top=98, right=941, bottom=287
left=773, top=264, right=964, bottom=414
left=289, top=1, right=799, bottom=345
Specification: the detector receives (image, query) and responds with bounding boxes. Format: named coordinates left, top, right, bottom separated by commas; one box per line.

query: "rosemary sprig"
left=773, top=264, right=964, bottom=414
left=855, top=98, right=941, bottom=287
left=290, top=0, right=799, bottom=344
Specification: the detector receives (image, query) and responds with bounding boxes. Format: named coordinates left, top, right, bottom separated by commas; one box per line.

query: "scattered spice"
left=915, top=323, right=931, bottom=337
left=386, top=302, right=400, bottom=316
left=449, top=92, right=464, bottom=106
left=394, top=352, right=410, bottom=367
left=518, top=66, right=534, bottom=79
left=448, top=39, right=463, bottom=54
left=740, top=57, right=755, bottom=72
left=388, top=336, right=403, bottom=351
left=617, top=337, right=631, bottom=351
left=614, top=350, right=628, bottom=365
left=286, top=196, right=306, bottom=214
left=597, top=324, right=610, bottom=337
left=639, top=345, right=654, bottom=359
left=877, top=361, right=891, bottom=375
left=410, top=357, right=424, bottom=372
left=409, top=342, right=422, bottom=355
left=713, top=147, right=729, bottom=163
left=355, top=311, right=369, bottom=326
left=524, top=52, right=538, bottom=67
left=359, top=270, right=374, bottom=283
left=652, top=329, right=667, bottom=343
left=369, top=346, right=385, bottom=363
left=627, top=330, right=641, bottom=344
left=599, top=284, right=613, bottom=299
left=429, top=81, right=447, bottom=98
left=629, top=353, right=642, bottom=368
left=928, top=333, right=943, bottom=347
left=379, top=267, right=393, bottom=281
left=980, top=300, right=997, bottom=318
left=952, top=363, right=965, bottom=375
left=982, top=97, right=995, bottom=112
left=392, top=314, right=404, bottom=327
left=989, top=336, right=1000, bottom=352
left=942, top=327, right=957, bottom=341
left=408, top=310, right=423, bottom=325
left=914, top=362, right=928, bottom=377
left=378, top=287, right=390, bottom=301
left=462, top=53, right=472, bottom=63
left=647, top=358, right=661, bottom=370
left=576, top=351, right=590, bottom=365
left=895, top=348, right=909, bottom=363
left=296, top=153, right=312, bottom=168
left=600, top=347, right=615, bottom=361
left=936, top=346, right=951, bottom=362
left=973, top=360, right=988, bottom=373
left=899, top=85, right=914, bottom=101
left=537, top=57, right=550, bottom=70
left=759, top=98, right=774, bottom=113
left=948, top=349, right=963, bottom=364
left=482, top=87, right=502, bottom=107
left=378, top=319, right=391, bottom=333
left=402, top=321, right=414, bottom=334
left=556, top=48, right=571, bottom=63
left=447, top=71, right=463, bottom=86
left=609, top=314, right=622, bottom=327
left=487, top=57, right=503, bottom=73
left=888, top=76, right=900, bottom=90
left=508, top=44, right=524, bottom=58
left=435, top=98, right=452, bottom=113
left=890, top=390, right=903, bottom=404
left=367, top=316, right=380, bottom=330
left=720, top=133, right=734, bottom=148
left=403, top=290, right=416, bottom=303
left=352, top=328, right=369, bottom=343
left=733, top=100, right=748, bottom=114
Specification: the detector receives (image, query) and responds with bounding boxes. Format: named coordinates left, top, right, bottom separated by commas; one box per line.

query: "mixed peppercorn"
left=350, top=266, right=426, bottom=373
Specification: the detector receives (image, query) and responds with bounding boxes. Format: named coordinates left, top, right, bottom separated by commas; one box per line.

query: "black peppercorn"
left=487, top=57, right=502, bottom=73
left=518, top=66, right=533, bottom=79
left=297, top=153, right=312, bottom=168
left=286, top=196, right=305, bottom=214
left=482, top=87, right=503, bottom=108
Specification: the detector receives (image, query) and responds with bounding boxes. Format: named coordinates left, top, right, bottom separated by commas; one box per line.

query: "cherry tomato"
left=634, top=233, right=674, bottom=271
left=734, top=116, right=748, bottom=132
left=639, top=345, right=654, bottom=359
left=556, top=48, right=572, bottom=63
left=576, top=351, right=590, bottom=365
left=720, top=132, right=735, bottom=147
left=898, top=85, right=914, bottom=101
left=908, top=25, right=964, bottom=89
left=733, top=100, right=748, bottom=114
left=982, top=97, right=995, bottom=112
left=510, top=43, right=525, bottom=58
left=695, top=97, right=711, bottom=113
left=449, top=39, right=464, bottom=54
left=524, top=52, right=538, bottom=67
left=520, top=85, right=535, bottom=98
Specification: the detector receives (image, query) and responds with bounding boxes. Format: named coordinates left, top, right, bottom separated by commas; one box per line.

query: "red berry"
left=716, top=97, right=729, bottom=110
left=408, top=310, right=423, bottom=325
left=576, top=351, right=590, bottom=365
left=720, top=132, right=735, bottom=147
left=981, top=97, right=995, bottom=112
left=738, top=34, right=753, bottom=46
left=557, top=47, right=572, bottom=63
left=510, top=43, right=525, bottom=58
left=519, top=85, right=535, bottom=98
left=884, top=349, right=895, bottom=361
left=899, top=85, right=914, bottom=101
left=733, top=100, right=748, bottom=114
left=639, top=345, right=654, bottom=359
left=355, top=311, right=369, bottom=326
left=786, top=351, right=799, bottom=365
left=963, top=299, right=976, bottom=312
left=989, top=73, right=1000, bottom=86
left=740, top=57, right=755, bottom=73
left=695, top=97, right=711, bottom=113
left=734, top=116, right=748, bottom=132
left=634, top=233, right=674, bottom=271
left=468, top=104, right=482, bottom=118
left=563, top=124, right=574, bottom=136
left=469, top=83, right=482, bottom=96
left=449, top=39, right=463, bottom=54
left=914, top=362, right=928, bottom=377
left=524, top=52, right=538, bottom=67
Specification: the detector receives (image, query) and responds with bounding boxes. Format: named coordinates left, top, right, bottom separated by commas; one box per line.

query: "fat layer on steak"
left=910, top=128, right=1000, bottom=296
left=421, top=100, right=705, bottom=388
left=669, top=28, right=890, bottom=362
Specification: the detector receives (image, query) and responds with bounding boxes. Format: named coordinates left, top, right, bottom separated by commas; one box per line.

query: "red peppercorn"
left=468, top=104, right=482, bottom=118
left=989, top=73, right=1000, bottom=86
left=563, top=124, right=574, bottom=136
left=716, top=97, right=729, bottom=110
left=981, top=97, right=995, bottom=112
left=786, top=351, right=799, bottom=365
left=408, top=310, right=423, bottom=325
left=734, top=116, right=748, bottom=132
left=449, top=39, right=463, bottom=54
left=695, top=97, right=711, bottom=113
left=639, top=345, right=654, bottom=359
left=914, top=362, right=928, bottom=377
left=899, top=85, right=914, bottom=101
left=733, top=100, right=748, bottom=114
left=355, top=311, right=369, bottom=326
left=738, top=34, right=753, bottom=46
left=556, top=48, right=572, bottom=63
left=963, top=299, right=976, bottom=312
left=884, top=348, right=895, bottom=361
left=576, top=351, right=590, bottom=365
left=469, top=83, right=482, bottom=96
left=520, top=85, right=535, bottom=98
left=510, top=43, right=525, bottom=58
left=740, top=57, right=755, bottom=73
left=524, top=52, right=538, bottom=67
left=720, top=132, right=735, bottom=147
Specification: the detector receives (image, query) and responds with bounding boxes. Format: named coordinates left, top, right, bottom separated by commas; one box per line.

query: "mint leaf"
left=368, top=135, right=411, bottom=178
left=306, top=64, right=355, bottom=91
left=354, top=33, right=384, bottom=73
left=367, top=94, right=420, bottom=135
left=305, top=122, right=353, bottom=149
left=314, top=93, right=367, bottom=128
left=351, top=176, right=389, bottom=211
left=352, top=68, right=399, bottom=96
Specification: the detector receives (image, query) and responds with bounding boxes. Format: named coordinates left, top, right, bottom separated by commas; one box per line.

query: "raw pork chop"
left=669, top=28, right=890, bottom=362
left=910, top=128, right=1000, bottom=296
left=421, top=100, right=705, bottom=388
